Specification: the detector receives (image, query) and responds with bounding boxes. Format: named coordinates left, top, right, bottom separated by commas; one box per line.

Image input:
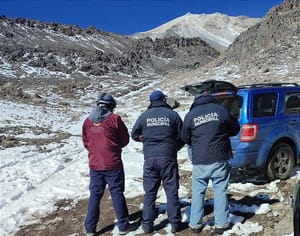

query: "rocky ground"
left=13, top=167, right=296, bottom=236
left=1, top=71, right=298, bottom=236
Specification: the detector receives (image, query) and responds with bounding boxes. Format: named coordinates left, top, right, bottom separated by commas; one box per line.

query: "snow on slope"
left=0, top=67, right=299, bottom=236
left=133, top=12, right=261, bottom=52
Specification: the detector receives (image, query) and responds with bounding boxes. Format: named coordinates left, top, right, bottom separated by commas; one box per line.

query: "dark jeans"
left=142, top=157, right=181, bottom=227
left=84, top=168, right=129, bottom=232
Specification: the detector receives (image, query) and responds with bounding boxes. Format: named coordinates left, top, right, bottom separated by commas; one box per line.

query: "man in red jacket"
left=82, top=93, right=134, bottom=236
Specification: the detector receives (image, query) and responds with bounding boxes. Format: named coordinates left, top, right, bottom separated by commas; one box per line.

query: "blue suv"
left=182, top=81, right=300, bottom=180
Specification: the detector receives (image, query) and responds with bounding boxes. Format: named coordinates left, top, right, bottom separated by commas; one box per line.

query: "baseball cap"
left=96, top=93, right=117, bottom=108
left=149, top=90, right=167, bottom=102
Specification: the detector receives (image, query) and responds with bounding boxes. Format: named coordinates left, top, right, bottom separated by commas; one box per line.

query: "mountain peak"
left=132, top=13, right=261, bottom=52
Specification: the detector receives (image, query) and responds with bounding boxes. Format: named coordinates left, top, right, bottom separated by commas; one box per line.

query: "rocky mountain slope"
left=226, top=0, right=300, bottom=63
left=0, top=16, right=219, bottom=84
left=172, top=0, right=300, bottom=87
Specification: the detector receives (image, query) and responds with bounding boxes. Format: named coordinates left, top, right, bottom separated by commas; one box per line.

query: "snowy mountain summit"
left=133, top=12, right=261, bottom=52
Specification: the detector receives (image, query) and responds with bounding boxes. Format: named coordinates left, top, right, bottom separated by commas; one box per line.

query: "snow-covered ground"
left=0, top=78, right=299, bottom=236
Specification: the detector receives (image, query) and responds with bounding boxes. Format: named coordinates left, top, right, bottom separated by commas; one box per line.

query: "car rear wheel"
left=265, top=143, right=295, bottom=180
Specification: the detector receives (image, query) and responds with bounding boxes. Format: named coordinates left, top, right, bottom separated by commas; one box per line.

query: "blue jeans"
left=85, top=169, right=129, bottom=233
left=142, top=157, right=181, bottom=228
left=189, top=161, right=230, bottom=228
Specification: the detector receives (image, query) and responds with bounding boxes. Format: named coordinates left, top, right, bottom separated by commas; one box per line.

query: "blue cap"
left=149, top=90, right=167, bottom=102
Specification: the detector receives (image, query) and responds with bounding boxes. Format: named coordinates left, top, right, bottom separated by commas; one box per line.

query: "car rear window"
left=253, top=93, right=277, bottom=117
left=285, top=92, right=300, bottom=114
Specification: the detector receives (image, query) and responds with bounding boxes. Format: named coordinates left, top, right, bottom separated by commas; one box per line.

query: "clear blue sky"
left=0, top=0, right=283, bottom=35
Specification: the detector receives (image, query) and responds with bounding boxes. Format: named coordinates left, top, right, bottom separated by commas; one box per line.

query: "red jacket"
left=82, top=113, right=129, bottom=170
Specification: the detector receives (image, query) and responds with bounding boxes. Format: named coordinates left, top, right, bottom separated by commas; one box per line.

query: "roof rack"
left=238, top=83, right=299, bottom=89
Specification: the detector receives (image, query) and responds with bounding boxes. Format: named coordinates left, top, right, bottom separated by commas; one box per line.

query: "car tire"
left=265, top=143, right=295, bottom=180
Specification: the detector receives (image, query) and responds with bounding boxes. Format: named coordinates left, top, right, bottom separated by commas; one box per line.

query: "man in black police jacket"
left=131, top=90, right=184, bottom=234
left=181, top=86, right=240, bottom=234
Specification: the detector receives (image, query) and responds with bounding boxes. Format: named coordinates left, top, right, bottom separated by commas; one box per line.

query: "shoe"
left=171, top=224, right=179, bottom=233
left=171, top=223, right=184, bottom=233
left=119, top=223, right=138, bottom=235
left=189, top=224, right=204, bottom=234
left=142, top=224, right=154, bottom=234
left=190, top=227, right=202, bottom=234
left=84, top=233, right=97, bottom=236
left=215, top=224, right=231, bottom=234
left=83, top=228, right=97, bottom=236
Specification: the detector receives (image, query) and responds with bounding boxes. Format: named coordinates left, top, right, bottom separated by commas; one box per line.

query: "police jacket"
left=181, top=94, right=240, bottom=165
left=131, top=101, right=184, bottom=159
left=82, top=106, right=129, bottom=170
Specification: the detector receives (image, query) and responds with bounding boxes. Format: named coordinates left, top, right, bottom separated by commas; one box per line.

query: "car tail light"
left=240, top=124, right=258, bottom=142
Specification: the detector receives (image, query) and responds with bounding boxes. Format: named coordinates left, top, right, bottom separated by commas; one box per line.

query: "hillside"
left=0, top=15, right=219, bottom=86
left=171, top=0, right=300, bottom=88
